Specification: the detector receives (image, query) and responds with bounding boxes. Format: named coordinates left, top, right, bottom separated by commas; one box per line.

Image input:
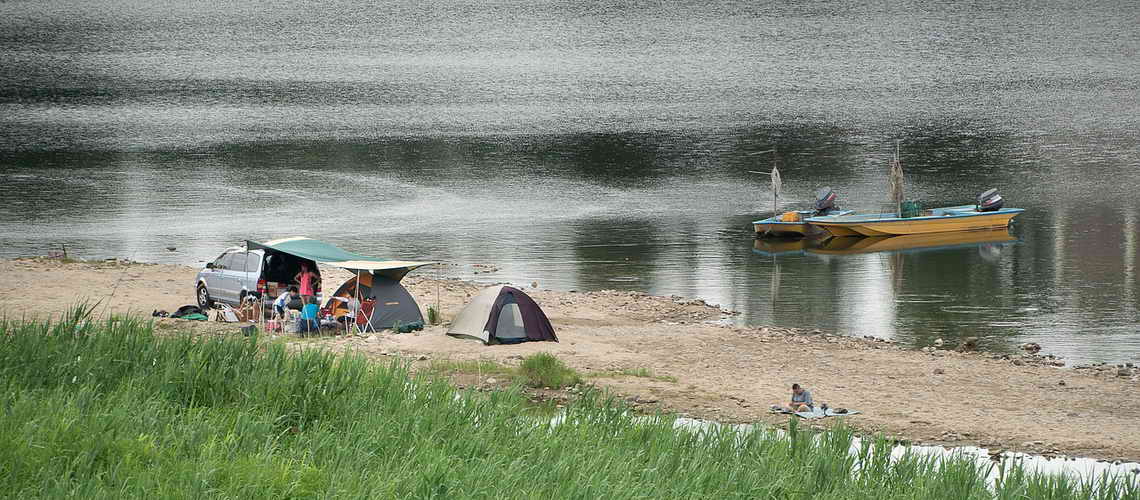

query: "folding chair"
left=355, top=299, right=376, bottom=334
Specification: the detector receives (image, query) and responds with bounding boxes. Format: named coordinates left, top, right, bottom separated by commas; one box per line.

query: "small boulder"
left=933, top=368, right=945, bottom=375
left=933, top=338, right=944, bottom=347
left=1021, top=342, right=1042, bottom=354
left=1012, top=359, right=1024, bottom=366
left=1118, top=368, right=1132, bottom=377
left=958, top=337, right=980, bottom=352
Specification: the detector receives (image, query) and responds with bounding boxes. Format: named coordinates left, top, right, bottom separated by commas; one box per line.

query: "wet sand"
left=2, top=257, right=1138, bottom=463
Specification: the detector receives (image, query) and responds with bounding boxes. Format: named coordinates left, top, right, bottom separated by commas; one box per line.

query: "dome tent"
left=322, top=272, right=425, bottom=331
left=447, top=286, right=557, bottom=345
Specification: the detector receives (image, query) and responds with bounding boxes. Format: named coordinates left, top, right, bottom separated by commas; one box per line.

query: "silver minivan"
left=195, top=247, right=321, bottom=309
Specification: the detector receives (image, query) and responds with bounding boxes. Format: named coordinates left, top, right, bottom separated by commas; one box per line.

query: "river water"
left=2, top=0, right=1138, bottom=363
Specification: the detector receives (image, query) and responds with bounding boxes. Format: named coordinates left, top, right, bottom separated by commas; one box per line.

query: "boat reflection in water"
left=751, top=238, right=811, bottom=257
left=806, top=228, right=1019, bottom=256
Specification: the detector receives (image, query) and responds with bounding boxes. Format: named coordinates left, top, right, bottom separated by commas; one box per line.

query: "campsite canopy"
left=247, top=237, right=435, bottom=328
left=246, top=237, right=434, bottom=280
left=447, top=286, right=557, bottom=345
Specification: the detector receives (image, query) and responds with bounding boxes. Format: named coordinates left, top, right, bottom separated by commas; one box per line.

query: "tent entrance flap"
left=494, top=298, right=527, bottom=342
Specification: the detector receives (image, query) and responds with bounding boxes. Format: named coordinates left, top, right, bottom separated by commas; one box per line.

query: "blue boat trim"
left=754, top=209, right=853, bottom=225
left=805, top=206, right=1024, bottom=224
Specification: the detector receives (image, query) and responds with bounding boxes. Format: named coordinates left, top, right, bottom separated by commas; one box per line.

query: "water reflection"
left=806, top=229, right=1019, bottom=256
left=2, top=0, right=1140, bottom=362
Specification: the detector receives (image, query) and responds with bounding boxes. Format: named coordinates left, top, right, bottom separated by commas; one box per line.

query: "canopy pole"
left=353, top=270, right=362, bottom=336
left=435, top=263, right=441, bottom=325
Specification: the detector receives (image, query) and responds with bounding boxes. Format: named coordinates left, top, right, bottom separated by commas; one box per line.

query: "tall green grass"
left=517, top=352, right=582, bottom=389
left=0, top=309, right=1135, bottom=499
left=588, top=366, right=678, bottom=382
left=426, top=305, right=440, bottom=326
left=428, top=354, right=582, bottom=389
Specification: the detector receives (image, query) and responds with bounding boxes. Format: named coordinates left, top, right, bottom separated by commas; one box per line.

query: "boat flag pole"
left=748, top=149, right=780, bottom=237
left=888, top=141, right=904, bottom=217
left=771, top=159, right=781, bottom=218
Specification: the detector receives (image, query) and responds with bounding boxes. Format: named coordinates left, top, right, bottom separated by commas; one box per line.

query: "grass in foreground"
left=0, top=308, right=1136, bottom=499
left=428, top=353, right=583, bottom=389
left=587, top=367, right=678, bottom=383
left=517, top=352, right=582, bottom=388
left=426, top=358, right=516, bottom=377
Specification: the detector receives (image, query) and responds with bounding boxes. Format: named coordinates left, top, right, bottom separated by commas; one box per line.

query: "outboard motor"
left=976, top=188, right=1004, bottom=212
left=813, top=186, right=839, bottom=215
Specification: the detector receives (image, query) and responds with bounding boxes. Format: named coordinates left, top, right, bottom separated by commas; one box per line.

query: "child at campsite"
left=294, top=263, right=319, bottom=299
left=331, top=285, right=362, bottom=324
left=274, top=286, right=300, bottom=319
left=296, top=296, right=320, bottom=335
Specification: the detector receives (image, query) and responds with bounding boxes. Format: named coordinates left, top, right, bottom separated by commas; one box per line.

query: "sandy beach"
left=2, top=257, right=1138, bottom=463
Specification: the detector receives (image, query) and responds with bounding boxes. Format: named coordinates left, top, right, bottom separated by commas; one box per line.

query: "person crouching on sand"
left=788, top=383, right=813, bottom=412
left=273, top=286, right=300, bottom=319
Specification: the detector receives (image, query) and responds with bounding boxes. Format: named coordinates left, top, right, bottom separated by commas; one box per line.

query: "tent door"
left=494, top=297, right=527, bottom=343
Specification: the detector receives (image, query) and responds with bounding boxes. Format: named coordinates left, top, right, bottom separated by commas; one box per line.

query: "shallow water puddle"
left=667, top=417, right=1140, bottom=484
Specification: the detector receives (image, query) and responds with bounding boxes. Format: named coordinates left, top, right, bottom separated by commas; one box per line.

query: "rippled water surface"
left=2, top=0, right=1138, bottom=363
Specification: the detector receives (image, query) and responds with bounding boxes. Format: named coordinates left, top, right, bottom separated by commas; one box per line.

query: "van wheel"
left=197, top=284, right=213, bottom=309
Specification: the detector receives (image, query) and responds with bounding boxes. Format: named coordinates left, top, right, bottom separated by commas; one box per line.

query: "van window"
left=211, top=253, right=228, bottom=269
left=245, top=253, right=262, bottom=274
left=221, top=252, right=242, bottom=271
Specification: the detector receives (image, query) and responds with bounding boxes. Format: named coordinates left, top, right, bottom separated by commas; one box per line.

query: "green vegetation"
left=428, top=354, right=582, bottom=390
left=0, top=309, right=1135, bottom=499
left=517, top=352, right=582, bottom=389
left=426, top=358, right=514, bottom=377
left=588, top=367, right=678, bottom=383
left=426, top=305, right=440, bottom=325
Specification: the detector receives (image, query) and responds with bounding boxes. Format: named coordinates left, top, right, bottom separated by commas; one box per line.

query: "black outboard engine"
left=813, top=186, right=839, bottom=215
left=976, top=188, right=1004, bottom=212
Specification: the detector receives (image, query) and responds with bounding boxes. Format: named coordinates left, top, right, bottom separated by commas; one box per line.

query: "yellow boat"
left=805, top=205, right=1024, bottom=237
left=808, top=228, right=1017, bottom=255
left=754, top=187, right=849, bottom=237
left=753, top=209, right=854, bottom=237
left=753, top=210, right=817, bottom=237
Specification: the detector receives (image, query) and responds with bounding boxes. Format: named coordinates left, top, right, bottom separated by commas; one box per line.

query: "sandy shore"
left=2, top=257, right=1139, bottom=463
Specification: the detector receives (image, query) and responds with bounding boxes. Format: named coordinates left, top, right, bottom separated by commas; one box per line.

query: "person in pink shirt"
left=294, top=263, right=320, bottom=299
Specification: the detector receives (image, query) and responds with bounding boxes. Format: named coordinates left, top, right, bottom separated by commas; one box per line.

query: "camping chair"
left=356, top=299, right=376, bottom=334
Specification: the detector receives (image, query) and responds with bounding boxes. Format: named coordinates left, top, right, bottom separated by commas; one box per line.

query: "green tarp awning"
left=246, top=237, right=435, bottom=281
